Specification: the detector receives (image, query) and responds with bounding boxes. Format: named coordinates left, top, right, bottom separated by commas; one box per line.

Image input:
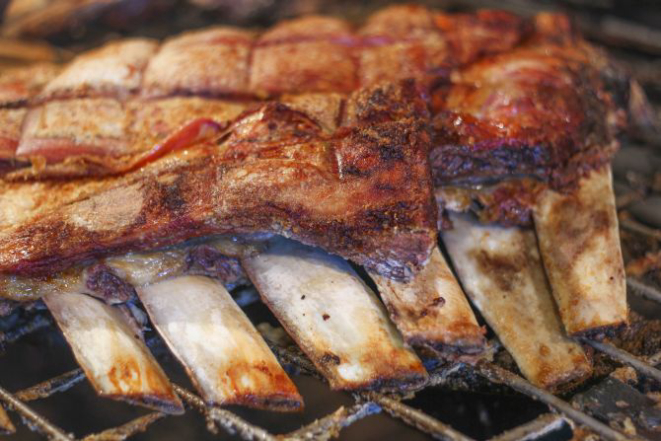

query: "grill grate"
left=0, top=0, right=660, bottom=440
left=0, top=288, right=660, bottom=441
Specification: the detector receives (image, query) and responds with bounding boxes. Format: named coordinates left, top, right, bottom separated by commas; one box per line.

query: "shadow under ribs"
left=242, top=238, right=428, bottom=391
left=442, top=214, right=593, bottom=390
left=43, top=291, right=184, bottom=414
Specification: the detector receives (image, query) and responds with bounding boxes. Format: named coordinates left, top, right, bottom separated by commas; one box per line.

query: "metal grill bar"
left=81, top=413, right=165, bottom=441
left=15, top=369, right=85, bottom=402
left=1, top=314, right=52, bottom=346
left=365, top=393, right=475, bottom=441
left=0, top=383, right=73, bottom=441
left=583, top=339, right=661, bottom=384
left=172, top=385, right=277, bottom=441
left=620, top=219, right=661, bottom=241
left=627, top=277, right=661, bottom=304
left=488, top=414, right=566, bottom=441
left=284, top=402, right=379, bottom=441
left=475, top=363, right=639, bottom=441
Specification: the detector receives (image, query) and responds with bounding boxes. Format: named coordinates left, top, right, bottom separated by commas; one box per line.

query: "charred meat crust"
left=0, top=81, right=438, bottom=280
left=0, top=6, right=631, bottom=272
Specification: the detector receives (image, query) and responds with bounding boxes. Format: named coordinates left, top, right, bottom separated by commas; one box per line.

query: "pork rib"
left=0, top=80, right=438, bottom=280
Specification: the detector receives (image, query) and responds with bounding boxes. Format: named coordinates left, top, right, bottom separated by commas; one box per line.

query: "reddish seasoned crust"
left=142, top=28, right=255, bottom=98
left=250, top=16, right=358, bottom=95
left=0, top=81, right=438, bottom=280
left=0, top=63, right=60, bottom=107
left=0, top=6, right=529, bottom=177
left=430, top=44, right=619, bottom=189
left=428, top=13, right=627, bottom=226
left=430, top=12, right=626, bottom=188
left=358, top=6, right=527, bottom=88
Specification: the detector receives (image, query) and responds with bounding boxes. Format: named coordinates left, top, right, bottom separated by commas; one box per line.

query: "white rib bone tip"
left=243, top=238, right=428, bottom=392
left=44, top=291, right=183, bottom=414
left=137, top=275, right=303, bottom=412
left=534, top=165, right=628, bottom=336
left=370, top=246, right=485, bottom=359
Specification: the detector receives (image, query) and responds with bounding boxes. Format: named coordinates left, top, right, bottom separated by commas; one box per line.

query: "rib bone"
left=442, top=214, right=592, bottom=390
left=242, top=238, right=428, bottom=391
left=534, top=166, right=628, bottom=335
left=43, top=291, right=183, bottom=413
left=369, top=246, right=485, bottom=359
left=137, top=275, right=303, bottom=411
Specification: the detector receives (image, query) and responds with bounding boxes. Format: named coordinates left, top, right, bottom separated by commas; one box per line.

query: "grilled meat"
left=0, top=79, right=438, bottom=280
left=0, top=6, right=626, bottom=273
left=0, top=6, right=524, bottom=177
left=0, top=4, right=636, bottom=392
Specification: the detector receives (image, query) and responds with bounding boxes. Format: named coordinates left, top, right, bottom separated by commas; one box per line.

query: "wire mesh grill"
left=0, top=0, right=660, bottom=440
left=0, top=278, right=660, bottom=441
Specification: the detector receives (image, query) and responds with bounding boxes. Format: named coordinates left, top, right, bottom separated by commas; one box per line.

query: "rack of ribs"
left=0, top=4, right=635, bottom=405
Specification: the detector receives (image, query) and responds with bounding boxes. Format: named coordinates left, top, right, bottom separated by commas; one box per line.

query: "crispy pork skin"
left=0, top=81, right=438, bottom=281
left=0, top=6, right=526, bottom=178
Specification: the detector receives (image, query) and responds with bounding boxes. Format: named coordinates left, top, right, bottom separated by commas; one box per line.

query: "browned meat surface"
left=0, top=5, right=631, bottom=276
left=430, top=13, right=627, bottom=225
left=430, top=40, right=620, bottom=189
left=0, top=80, right=438, bottom=280
left=0, top=5, right=526, bottom=178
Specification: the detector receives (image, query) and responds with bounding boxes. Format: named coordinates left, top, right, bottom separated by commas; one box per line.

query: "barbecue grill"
left=0, top=0, right=660, bottom=440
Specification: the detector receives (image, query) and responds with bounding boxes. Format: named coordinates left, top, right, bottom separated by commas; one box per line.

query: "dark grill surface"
left=0, top=0, right=660, bottom=440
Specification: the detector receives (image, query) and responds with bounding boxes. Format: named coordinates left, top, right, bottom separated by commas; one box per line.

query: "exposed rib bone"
left=534, top=166, right=628, bottom=336
left=369, top=246, right=485, bottom=359
left=137, top=275, right=302, bottom=411
left=442, top=214, right=592, bottom=390
left=43, top=291, right=183, bottom=414
left=242, top=238, right=428, bottom=391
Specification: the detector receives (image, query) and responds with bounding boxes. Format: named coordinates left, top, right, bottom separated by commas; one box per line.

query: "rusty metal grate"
left=0, top=273, right=660, bottom=441
left=0, top=0, right=660, bottom=440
